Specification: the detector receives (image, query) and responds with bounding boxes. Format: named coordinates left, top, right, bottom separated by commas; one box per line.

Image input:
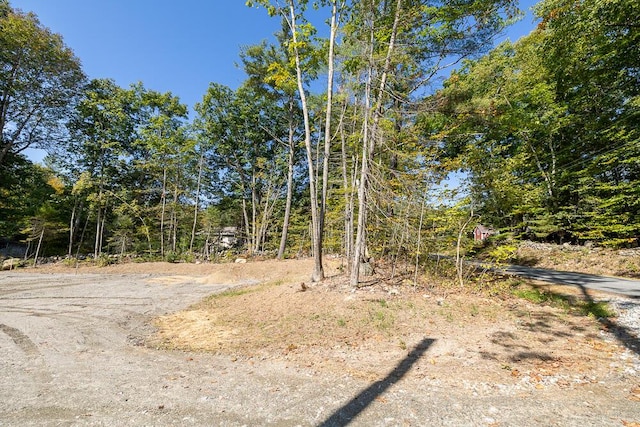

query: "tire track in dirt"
left=0, top=323, right=52, bottom=384
left=0, top=323, right=39, bottom=356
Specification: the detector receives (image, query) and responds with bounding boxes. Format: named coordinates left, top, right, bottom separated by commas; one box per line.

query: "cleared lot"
left=1, top=262, right=639, bottom=426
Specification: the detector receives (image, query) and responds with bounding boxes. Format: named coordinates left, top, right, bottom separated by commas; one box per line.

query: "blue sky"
left=12, top=0, right=539, bottom=161
left=12, top=1, right=539, bottom=109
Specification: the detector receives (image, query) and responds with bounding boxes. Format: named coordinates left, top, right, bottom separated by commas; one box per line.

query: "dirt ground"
left=1, top=258, right=639, bottom=426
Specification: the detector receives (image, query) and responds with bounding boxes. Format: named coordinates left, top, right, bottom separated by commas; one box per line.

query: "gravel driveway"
left=1, top=272, right=639, bottom=426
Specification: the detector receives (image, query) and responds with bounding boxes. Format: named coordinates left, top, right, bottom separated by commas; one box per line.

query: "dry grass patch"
left=149, top=266, right=632, bottom=386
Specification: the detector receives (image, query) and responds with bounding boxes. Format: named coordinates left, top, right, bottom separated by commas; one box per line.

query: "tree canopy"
left=1, top=0, right=638, bottom=277
left=0, top=1, right=85, bottom=166
left=432, top=0, right=640, bottom=246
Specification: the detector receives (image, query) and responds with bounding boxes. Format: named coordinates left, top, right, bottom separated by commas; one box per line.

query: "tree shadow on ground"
left=504, top=265, right=640, bottom=299
left=318, top=337, right=434, bottom=427
left=576, top=285, right=640, bottom=357
left=526, top=283, right=640, bottom=358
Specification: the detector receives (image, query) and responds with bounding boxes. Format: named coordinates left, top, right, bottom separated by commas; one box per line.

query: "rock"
left=234, top=258, right=247, bottom=264
left=1, top=258, right=22, bottom=270
left=360, top=261, right=374, bottom=276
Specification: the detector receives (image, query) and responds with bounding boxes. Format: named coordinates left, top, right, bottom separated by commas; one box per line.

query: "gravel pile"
left=605, top=298, right=640, bottom=373
left=610, top=298, right=640, bottom=341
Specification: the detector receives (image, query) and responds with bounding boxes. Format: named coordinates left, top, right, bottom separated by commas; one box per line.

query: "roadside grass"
left=150, top=257, right=618, bottom=364
left=512, top=286, right=616, bottom=318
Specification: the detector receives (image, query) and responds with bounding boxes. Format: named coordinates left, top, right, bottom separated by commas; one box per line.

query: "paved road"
left=504, top=265, right=640, bottom=298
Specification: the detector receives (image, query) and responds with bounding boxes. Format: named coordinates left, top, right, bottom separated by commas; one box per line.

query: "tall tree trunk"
left=241, top=197, right=252, bottom=255
left=203, top=223, right=212, bottom=261
left=414, top=192, right=427, bottom=286
left=258, top=182, right=276, bottom=253
left=23, top=240, right=31, bottom=261
left=289, top=1, right=323, bottom=282
left=339, top=98, right=356, bottom=272
left=94, top=205, right=102, bottom=258
left=456, top=211, right=475, bottom=288
left=251, top=171, right=258, bottom=254
left=99, top=214, right=106, bottom=255
left=319, top=0, right=339, bottom=266
left=351, top=0, right=403, bottom=287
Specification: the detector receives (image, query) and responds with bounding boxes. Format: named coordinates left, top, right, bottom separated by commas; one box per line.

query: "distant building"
left=473, top=225, right=495, bottom=242
left=217, top=227, right=239, bottom=249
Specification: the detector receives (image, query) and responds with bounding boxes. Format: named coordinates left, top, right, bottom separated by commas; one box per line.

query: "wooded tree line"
left=1, top=0, right=637, bottom=281
left=433, top=0, right=639, bottom=247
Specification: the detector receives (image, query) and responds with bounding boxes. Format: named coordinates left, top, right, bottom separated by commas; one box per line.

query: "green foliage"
left=367, top=299, right=396, bottom=333
left=513, top=287, right=615, bottom=318
left=5, top=0, right=635, bottom=285
left=487, top=244, right=518, bottom=265
left=164, top=251, right=179, bottom=263
left=95, top=254, right=114, bottom=267
left=581, top=301, right=616, bottom=319
left=0, top=154, right=56, bottom=239
left=0, top=4, right=85, bottom=166
left=433, top=0, right=640, bottom=247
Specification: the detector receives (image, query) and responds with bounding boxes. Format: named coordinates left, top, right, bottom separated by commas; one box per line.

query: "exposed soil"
left=2, top=257, right=639, bottom=426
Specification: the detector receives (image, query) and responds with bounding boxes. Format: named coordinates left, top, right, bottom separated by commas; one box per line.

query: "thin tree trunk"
left=203, top=223, right=212, bottom=261
left=190, top=152, right=204, bottom=252
left=456, top=210, right=475, bottom=287
left=34, top=226, right=45, bottom=267
left=76, top=212, right=90, bottom=259
left=94, top=206, right=102, bottom=258
left=339, top=98, right=356, bottom=272
left=160, top=167, right=167, bottom=257
left=120, top=235, right=126, bottom=257
left=68, top=199, right=77, bottom=257
left=24, top=240, right=31, bottom=261
left=171, top=184, right=178, bottom=253
left=351, top=8, right=376, bottom=287
left=99, top=214, right=106, bottom=255
left=414, top=194, right=426, bottom=286
left=277, top=107, right=296, bottom=259
left=241, top=197, right=252, bottom=255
